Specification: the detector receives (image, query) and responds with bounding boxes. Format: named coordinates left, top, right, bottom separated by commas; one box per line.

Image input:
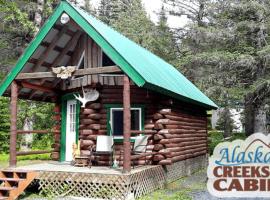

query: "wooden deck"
left=3, top=155, right=207, bottom=199
left=15, top=161, right=154, bottom=175
left=12, top=162, right=166, bottom=199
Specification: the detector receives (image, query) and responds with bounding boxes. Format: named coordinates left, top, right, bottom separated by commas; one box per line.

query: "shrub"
left=208, top=130, right=224, bottom=155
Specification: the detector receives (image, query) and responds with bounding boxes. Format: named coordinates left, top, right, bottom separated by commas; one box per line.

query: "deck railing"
left=15, top=130, right=54, bottom=156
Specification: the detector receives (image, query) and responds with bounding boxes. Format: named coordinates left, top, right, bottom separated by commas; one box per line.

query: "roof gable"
left=0, top=0, right=217, bottom=109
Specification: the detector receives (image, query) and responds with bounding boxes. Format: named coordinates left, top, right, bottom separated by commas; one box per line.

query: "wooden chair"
left=90, top=135, right=114, bottom=167
left=131, top=135, right=149, bottom=168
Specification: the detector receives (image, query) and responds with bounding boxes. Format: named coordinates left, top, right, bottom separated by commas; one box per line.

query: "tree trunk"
left=20, top=117, right=33, bottom=151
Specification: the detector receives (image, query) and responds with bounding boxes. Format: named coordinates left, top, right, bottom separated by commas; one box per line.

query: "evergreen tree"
left=112, top=0, right=155, bottom=51
left=0, top=96, right=10, bottom=153
left=166, top=0, right=270, bottom=107
left=152, top=5, right=177, bottom=65
left=98, top=0, right=123, bottom=25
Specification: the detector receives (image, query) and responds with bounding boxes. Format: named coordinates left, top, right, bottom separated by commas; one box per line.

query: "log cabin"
left=0, top=0, right=217, bottom=198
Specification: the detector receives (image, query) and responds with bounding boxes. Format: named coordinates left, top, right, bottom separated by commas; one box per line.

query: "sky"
left=90, top=0, right=188, bottom=28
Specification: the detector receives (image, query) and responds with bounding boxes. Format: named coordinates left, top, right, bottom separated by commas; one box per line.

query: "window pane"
left=112, top=110, right=123, bottom=136
left=111, top=109, right=141, bottom=136
left=131, top=110, right=140, bottom=130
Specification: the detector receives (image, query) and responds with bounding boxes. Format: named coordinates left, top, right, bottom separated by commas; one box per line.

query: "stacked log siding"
left=69, top=85, right=208, bottom=166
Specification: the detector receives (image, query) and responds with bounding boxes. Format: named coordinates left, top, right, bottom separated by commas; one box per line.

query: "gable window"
left=102, top=52, right=115, bottom=67
left=107, top=105, right=144, bottom=140
left=77, top=50, right=85, bottom=69
left=73, top=51, right=85, bottom=79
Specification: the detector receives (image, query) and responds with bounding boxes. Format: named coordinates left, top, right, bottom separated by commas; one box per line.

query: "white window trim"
left=110, top=107, right=142, bottom=140
left=72, top=50, right=85, bottom=80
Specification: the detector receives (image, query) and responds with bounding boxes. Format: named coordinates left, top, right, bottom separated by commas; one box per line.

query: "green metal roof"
left=0, top=0, right=218, bottom=109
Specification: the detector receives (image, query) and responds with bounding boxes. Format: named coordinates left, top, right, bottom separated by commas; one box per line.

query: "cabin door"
left=65, top=99, right=77, bottom=162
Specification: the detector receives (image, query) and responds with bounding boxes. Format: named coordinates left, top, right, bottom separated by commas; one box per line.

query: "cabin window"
left=107, top=106, right=144, bottom=140
left=77, top=51, right=85, bottom=69
left=73, top=51, right=85, bottom=79
left=102, top=52, right=115, bottom=66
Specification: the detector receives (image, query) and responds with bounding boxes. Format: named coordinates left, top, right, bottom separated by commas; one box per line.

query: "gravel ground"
left=186, top=170, right=268, bottom=200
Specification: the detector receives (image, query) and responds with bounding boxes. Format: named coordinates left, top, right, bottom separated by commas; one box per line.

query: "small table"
left=74, top=156, right=91, bottom=167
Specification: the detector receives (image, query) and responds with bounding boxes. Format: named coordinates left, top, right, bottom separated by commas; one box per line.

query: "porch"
left=15, top=162, right=166, bottom=199
left=4, top=154, right=207, bottom=199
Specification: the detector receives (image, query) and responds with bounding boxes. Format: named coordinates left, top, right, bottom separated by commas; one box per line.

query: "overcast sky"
left=90, top=0, right=188, bottom=28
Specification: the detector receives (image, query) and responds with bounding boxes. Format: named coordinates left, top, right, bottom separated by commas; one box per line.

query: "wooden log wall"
left=77, top=85, right=208, bottom=166
left=67, top=34, right=123, bottom=89
left=50, top=104, right=61, bottom=161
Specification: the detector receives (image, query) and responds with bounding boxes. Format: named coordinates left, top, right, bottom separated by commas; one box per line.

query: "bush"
left=208, top=130, right=224, bottom=155
left=228, top=132, right=246, bottom=141
left=208, top=131, right=247, bottom=155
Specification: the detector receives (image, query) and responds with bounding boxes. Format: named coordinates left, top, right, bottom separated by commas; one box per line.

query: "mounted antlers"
left=74, top=87, right=99, bottom=108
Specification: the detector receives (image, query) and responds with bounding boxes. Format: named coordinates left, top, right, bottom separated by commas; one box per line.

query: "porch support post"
left=9, top=81, right=18, bottom=167
left=123, top=75, right=131, bottom=173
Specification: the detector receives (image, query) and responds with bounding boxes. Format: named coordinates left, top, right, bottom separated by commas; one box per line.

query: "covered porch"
left=8, top=72, right=136, bottom=173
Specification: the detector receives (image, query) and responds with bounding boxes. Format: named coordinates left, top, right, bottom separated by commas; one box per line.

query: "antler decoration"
left=74, top=87, right=99, bottom=108
left=52, top=66, right=76, bottom=79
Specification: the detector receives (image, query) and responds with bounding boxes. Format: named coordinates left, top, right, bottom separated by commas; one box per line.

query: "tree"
left=166, top=0, right=270, bottom=106
left=163, top=0, right=208, bottom=27
left=111, top=0, right=155, bottom=51
left=98, top=0, right=123, bottom=25
left=152, top=5, right=178, bottom=65
left=216, top=108, right=235, bottom=138
left=0, top=96, right=10, bottom=153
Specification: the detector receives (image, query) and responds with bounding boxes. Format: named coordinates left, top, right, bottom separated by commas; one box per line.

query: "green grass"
left=0, top=153, right=50, bottom=168
left=139, top=169, right=206, bottom=200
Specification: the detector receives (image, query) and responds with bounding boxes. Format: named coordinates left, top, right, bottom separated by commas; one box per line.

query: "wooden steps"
left=0, top=169, right=37, bottom=200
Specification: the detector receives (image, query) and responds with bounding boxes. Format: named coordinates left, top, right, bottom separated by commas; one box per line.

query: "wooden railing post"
left=9, top=81, right=18, bottom=167
left=123, top=75, right=131, bottom=173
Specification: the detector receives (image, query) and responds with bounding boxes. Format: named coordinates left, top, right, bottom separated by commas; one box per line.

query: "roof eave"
left=0, top=3, right=65, bottom=96
left=144, top=82, right=218, bottom=110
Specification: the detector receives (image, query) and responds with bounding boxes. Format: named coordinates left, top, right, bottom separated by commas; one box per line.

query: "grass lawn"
left=139, top=169, right=207, bottom=200
left=0, top=154, right=51, bottom=168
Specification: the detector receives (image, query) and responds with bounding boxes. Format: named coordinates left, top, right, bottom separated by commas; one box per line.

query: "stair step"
left=0, top=187, right=16, bottom=191
left=1, top=170, right=29, bottom=174
left=0, top=170, right=37, bottom=200
left=0, top=178, right=23, bottom=182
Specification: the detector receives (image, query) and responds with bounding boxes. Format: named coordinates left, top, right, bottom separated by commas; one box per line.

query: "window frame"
left=72, top=50, right=85, bottom=80
left=105, top=104, right=145, bottom=142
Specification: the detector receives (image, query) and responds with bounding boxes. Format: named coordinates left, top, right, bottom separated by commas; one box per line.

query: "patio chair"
left=90, top=135, right=114, bottom=167
left=131, top=135, right=149, bottom=168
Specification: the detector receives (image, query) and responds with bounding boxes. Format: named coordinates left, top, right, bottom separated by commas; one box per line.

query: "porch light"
left=60, top=13, right=70, bottom=24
